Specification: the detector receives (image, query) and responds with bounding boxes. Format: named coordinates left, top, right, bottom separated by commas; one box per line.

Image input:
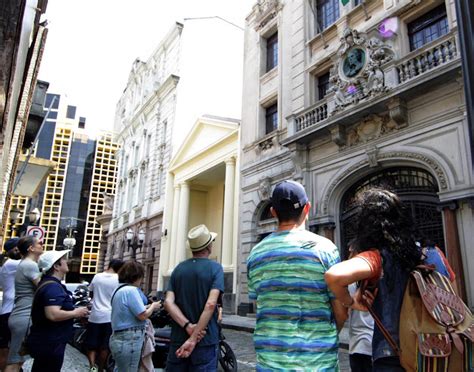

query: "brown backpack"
left=366, top=266, right=474, bottom=371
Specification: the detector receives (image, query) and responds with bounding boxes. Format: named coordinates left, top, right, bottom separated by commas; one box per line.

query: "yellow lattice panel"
left=2, top=196, right=29, bottom=244
left=40, top=126, right=72, bottom=251
left=80, top=133, right=119, bottom=274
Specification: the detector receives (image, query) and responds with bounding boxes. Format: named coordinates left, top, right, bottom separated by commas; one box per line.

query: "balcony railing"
left=295, top=101, right=328, bottom=132
left=292, top=32, right=459, bottom=136
left=396, top=33, right=457, bottom=84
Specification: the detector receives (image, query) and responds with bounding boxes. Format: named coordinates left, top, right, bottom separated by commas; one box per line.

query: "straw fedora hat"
left=187, top=224, right=217, bottom=252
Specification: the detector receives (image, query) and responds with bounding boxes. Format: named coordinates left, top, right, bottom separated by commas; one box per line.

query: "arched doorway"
left=339, top=167, right=445, bottom=258
left=255, top=201, right=276, bottom=242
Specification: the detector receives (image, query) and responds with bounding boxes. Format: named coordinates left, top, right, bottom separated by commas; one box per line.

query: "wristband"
left=183, top=321, right=191, bottom=330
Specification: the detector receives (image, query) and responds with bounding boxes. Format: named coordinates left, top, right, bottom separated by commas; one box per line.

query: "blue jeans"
left=166, top=344, right=218, bottom=372
left=109, top=326, right=145, bottom=372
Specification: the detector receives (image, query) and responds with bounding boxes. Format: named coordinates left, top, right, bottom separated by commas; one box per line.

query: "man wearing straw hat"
left=164, top=224, right=224, bottom=371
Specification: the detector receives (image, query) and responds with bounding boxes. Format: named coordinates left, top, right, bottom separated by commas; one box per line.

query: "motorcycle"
left=70, top=285, right=116, bottom=371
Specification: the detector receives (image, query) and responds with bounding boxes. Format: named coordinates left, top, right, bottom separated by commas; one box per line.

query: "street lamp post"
left=63, top=226, right=77, bottom=251
left=28, top=208, right=41, bottom=226
left=9, top=205, right=21, bottom=237
left=126, top=228, right=145, bottom=259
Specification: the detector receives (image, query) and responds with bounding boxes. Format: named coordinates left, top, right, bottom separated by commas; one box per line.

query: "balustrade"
left=397, top=35, right=457, bottom=83
left=295, top=102, right=328, bottom=132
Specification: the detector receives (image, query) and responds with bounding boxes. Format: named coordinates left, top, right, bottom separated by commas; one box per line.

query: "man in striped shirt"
left=247, top=180, right=347, bottom=371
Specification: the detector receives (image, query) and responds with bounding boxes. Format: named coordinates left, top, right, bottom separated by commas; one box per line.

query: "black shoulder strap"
left=111, top=284, right=131, bottom=305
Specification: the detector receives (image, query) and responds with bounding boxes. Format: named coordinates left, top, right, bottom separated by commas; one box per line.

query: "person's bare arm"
left=164, top=291, right=206, bottom=339
left=45, top=306, right=89, bottom=322
left=164, top=291, right=190, bottom=328
left=136, top=301, right=161, bottom=321
left=325, top=258, right=374, bottom=311
left=330, top=299, right=348, bottom=331
left=175, top=289, right=221, bottom=358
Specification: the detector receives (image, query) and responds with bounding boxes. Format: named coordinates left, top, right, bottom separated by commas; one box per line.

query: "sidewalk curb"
left=221, top=322, right=255, bottom=333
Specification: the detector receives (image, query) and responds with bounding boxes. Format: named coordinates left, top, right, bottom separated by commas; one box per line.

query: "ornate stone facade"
left=239, top=0, right=474, bottom=313
left=330, top=28, right=394, bottom=113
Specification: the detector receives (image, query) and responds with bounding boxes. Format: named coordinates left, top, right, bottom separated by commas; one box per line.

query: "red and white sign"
left=26, top=226, right=45, bottom=242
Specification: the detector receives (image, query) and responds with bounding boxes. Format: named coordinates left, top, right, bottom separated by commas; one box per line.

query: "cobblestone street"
left=20, top=330, right=350, bottom=371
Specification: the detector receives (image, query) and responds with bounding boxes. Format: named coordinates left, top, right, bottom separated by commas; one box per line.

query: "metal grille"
left=340, top=167, right=444, bottom=257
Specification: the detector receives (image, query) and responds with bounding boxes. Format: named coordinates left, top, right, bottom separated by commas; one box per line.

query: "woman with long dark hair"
left=325, top=188, right=423, bottom=371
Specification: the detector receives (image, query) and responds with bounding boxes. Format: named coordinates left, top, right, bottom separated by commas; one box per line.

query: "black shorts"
left=85, top=322, right=112, bottom=351
left=0, top=313, right=11, bottom=348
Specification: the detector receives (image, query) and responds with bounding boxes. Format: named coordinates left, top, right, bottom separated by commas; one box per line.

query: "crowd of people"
left=247, top=181, right=459, bottom=372
left=0, top=179, right=463, bottom=372
left=0, top=235, right=165, bottom=372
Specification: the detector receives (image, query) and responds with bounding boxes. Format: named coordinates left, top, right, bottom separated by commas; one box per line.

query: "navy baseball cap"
left=4, top=238, right=19, bottom=252
left=271, top=180, right=309, bottom=210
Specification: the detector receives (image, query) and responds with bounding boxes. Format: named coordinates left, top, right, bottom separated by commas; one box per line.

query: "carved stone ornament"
left=255, top=0, right=282, bottom=30
left=321, top=151, right=448, bottom=214
left=256, top=136, right=276, bottom=153
left=290, top=150, right=304, bottom=182
left=258, top=177, right=272, bottom=201
left=344, top=114, right=399, bottom=148
left=330, top=28, right=395, bottom=114
left=102, top=192, right=115, bottom=214
left=366, top=146, right=379, bottom=167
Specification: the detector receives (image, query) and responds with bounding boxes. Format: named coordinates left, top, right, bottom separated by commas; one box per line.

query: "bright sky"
left=38, top=0, right=255, bottom=133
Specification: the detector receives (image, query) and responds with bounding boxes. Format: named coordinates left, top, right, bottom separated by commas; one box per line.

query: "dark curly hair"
left=351, top=188, right=422, bottom=270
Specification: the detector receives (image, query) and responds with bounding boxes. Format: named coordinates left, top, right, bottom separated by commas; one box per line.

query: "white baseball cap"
left=38, top=250, right=70, bottom=273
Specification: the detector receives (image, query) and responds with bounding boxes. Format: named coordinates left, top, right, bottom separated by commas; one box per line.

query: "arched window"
left=340, top=167, right=444, bottom=257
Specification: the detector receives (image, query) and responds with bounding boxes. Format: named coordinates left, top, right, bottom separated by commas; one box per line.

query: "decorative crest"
left=330, top=28, right=395, bottom=114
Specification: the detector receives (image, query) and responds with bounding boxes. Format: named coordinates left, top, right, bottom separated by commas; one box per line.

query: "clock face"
left=342, top=47, right=366, bottom=78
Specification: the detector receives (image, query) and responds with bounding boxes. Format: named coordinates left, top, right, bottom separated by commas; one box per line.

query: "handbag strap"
left=360, top=280, right=401, bottom=356
left=110, top=284, right=131, bottom=305
left=24, top=280, right=57, bottom=339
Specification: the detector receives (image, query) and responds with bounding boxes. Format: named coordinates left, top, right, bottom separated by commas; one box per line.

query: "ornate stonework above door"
left=330, top=28, right=394, bottom=113
left=330, top=113, right=402, bottom=148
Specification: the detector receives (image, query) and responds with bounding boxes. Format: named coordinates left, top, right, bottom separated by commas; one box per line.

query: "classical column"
left=175, top=181, right=190, bottom=266
left=168, top=184, right=181, bottom=273
left=221, top=157, right=236, bottom=269
left=442, top=203, right=467, bottom=301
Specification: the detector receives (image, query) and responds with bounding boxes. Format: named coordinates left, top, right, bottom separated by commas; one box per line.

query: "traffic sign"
left=26, top=226, right=45, bottom=242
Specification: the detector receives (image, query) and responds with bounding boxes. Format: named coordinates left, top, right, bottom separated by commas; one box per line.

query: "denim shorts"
left=166, top=344, right=218, bottom=372
left=109, top=326, right=145, bottom=372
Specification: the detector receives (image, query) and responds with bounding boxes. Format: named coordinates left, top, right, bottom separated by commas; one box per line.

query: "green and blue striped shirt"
left=247, top=229, right=341, bottom=371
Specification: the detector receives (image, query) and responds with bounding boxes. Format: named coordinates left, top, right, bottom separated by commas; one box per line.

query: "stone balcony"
left=284, top=31, right=461, bottom=146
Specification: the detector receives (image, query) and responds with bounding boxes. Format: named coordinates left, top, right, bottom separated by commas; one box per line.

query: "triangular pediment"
left=170, top=116, right=239, bottom=168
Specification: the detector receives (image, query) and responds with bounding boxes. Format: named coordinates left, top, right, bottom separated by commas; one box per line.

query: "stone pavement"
left=18, top=314, right=349, bottom=371
left=22, top=344, right=165, bottom=372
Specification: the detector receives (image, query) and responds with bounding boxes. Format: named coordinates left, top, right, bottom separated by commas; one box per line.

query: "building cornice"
left=117, top=74, right=179, bottom=142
